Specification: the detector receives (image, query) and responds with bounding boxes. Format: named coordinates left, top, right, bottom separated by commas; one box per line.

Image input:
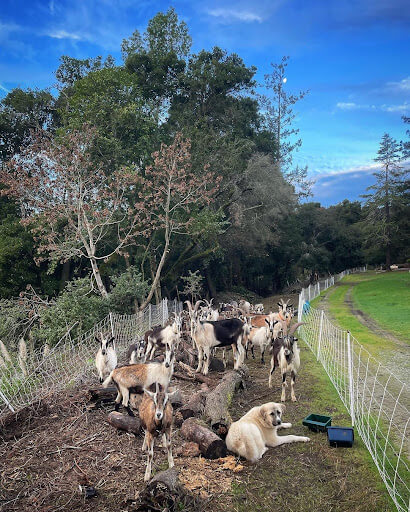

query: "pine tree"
left=362, top=133, right=407, bottom=269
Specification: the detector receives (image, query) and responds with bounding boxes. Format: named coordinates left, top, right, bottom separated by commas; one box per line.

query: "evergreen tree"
left=362, top=133, right=407, bottom=269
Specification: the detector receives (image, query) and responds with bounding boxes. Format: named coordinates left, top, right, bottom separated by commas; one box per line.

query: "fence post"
left=346, top=331, right=355, bottom=426
left=0, top=389, right=15, bottom=413
left=317, top=310, right=324, bottom=361
left=308, top=285, right=311, bottom=301
left=148, top=303, right=152, bottom=329
left=109, top=312, right=115, bottom=339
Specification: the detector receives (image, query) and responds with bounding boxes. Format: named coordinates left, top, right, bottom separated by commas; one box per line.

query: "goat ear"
left=95, top=336, right=100, bottom=343
left=166, top=389, right=179, bottom=399
left=288, top=303, right=293, bottom=309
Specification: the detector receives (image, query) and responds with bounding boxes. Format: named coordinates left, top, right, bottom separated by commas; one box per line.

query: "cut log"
left=204, top=366, right=248, bottom=436
left=179, top=390, right=206, bottom=420
left=133, top=467, right=191, bottom=512
left=180, top=417, right=227, bottom=459
left=106, top=411, right=141, bottom=436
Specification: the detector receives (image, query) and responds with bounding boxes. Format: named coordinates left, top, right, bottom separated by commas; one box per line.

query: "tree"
left=139, top=133, right=220, bottom=309
left=0, top=88, right=56, bottom=162
left=0, top=125, right=149, bottom=298
left=362, top=133, right=407, bottom=269
left=261, top=56, right=313, bottom=196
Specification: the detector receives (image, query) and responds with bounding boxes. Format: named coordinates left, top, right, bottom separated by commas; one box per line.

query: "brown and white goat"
left=95, top=333, right=117, bottom=383
left=139, top=382, right=175, bottom=482
left=269, top=322, right=303, bottom=402
left=102, top=347, right=175, bottom=416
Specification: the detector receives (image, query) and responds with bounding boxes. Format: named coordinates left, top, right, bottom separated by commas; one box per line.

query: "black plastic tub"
left=327, top=426, right=354, bottom=447
left=302, top=413, right=332, bottom=432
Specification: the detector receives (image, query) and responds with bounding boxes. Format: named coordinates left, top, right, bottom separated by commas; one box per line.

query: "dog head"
left=260, top=402, right=286, bottom=428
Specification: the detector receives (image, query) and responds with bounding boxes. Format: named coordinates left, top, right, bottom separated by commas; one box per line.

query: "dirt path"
left=344, top=287, right=407, bottom=347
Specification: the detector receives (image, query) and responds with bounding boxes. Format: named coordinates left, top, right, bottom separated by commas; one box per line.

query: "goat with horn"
left=269, top=322, right=304, bottom=402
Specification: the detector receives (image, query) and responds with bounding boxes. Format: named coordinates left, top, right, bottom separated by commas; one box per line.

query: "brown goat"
left=139, top=382, right=175, bottom=481
left=102, top=347, right=175, bottom=416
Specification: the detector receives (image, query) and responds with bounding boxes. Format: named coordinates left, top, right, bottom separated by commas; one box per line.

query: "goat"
left=185, top=300, right=203, bottom=348
left=245, top=318, right=278, bottom=363
left=238, top=300, right=251, bottom=314
left=127, top=337, right=146, bottom=364
left=254, top=303, right=264, bottom=314
left=145, top=316, right=182, bottom=360
left=193, top=318, right=246, bottom=375
left=102, top=346, right=175, bottom=416
left=139, top=382, right=175, bottom=482
left=95, top=333, right=117, bottom=383
left=268, top=322, right=303, bottom=402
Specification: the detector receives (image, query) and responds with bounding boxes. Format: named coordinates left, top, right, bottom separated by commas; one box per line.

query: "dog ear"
left=279, top=403, right=286, bottom=414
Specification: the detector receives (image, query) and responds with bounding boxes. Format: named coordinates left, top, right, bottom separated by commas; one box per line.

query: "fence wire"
left=0, top=298, right=182, bottom=418
left=298, top=269, right=409, bottom=512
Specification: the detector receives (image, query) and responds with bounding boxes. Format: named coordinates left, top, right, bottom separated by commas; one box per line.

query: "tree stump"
left=106, top=411, right=141, bottom=436
left=204, top=366, right=248, bottom=435
left=180, top=417, right=227, bottom=459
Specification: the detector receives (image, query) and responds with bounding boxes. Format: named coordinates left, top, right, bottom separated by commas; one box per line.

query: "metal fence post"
left=317, top=310, right=324, bottom=361
left=346, top=331, right=355, bottom=426
left=109, top=312, right=115, bottom=339
left=308, top=285, right=311, bottom=301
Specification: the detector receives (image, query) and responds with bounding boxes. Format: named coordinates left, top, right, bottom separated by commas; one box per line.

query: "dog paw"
left=302, top=437, right=310, bottom=442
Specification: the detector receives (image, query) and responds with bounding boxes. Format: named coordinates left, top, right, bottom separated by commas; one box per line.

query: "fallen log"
left=89, top=386, right=116, bottom=401
left=179, top=390, right=206, bottom=420
left=106, top=411, right=141, bottom=436
left=175, top=362, right=216, bottom=387
left=133, top=467, right=198, bottom=512
left=180, top=417, right=226, bottom=459
left=204, top=366, right=248, bottom=436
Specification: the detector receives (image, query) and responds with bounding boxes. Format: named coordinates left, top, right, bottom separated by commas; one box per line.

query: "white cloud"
left=386, top=77, right=410, bottom=92
left=46, top=29, right=84, bottom=40
left=336, top=101, right=409, bottom=114
left=207, top=8, right=264, bottom=23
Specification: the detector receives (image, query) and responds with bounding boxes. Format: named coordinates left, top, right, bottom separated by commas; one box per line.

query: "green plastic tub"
left=302, top=413, right=332, bottom=432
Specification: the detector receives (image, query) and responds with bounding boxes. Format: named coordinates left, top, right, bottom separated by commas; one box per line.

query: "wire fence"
left=0, top=298, right=183, bottom=419
left=298, top=269, right=409, bottom=512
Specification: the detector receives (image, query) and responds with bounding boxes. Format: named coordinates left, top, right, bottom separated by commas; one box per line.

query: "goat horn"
left=289, top=322, right=305, bottom=335
left=184, top=300, right=193, bottom=311
left=193, top=300, right=203, bottom=312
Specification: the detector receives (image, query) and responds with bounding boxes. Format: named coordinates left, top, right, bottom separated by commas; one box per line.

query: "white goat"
left=245, top=318, right=278, bottom=363
left=95, top=333, right=117, bottom=383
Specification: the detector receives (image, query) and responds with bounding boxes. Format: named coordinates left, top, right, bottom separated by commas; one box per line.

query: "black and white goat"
left=268, top=322, right=303, bottom=402
left=145, top=315, right=182, bottom=360
left=127, top=337, right=147, bottom=364
left=193, top=318, right=246, bottom=375
left=95, top=332, right=117, bottom=383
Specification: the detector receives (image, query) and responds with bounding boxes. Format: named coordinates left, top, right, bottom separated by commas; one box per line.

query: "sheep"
left=95, top=332, right=117, bottom=383
left=268, top=322, right=303, bottom=402
left=102, top=346, right=175, bottom=416
left=145, top=315, right=182, bottom=360
left=193, top=318, right=246, bottom=375
left=245, top=318, right=278, bottom=363
left=139, top=382, right=176, bottom=481
left=127, top=337, right=146, bottom=364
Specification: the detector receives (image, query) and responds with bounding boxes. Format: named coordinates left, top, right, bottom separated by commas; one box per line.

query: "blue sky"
left=1, top=0, right=409, bottom=205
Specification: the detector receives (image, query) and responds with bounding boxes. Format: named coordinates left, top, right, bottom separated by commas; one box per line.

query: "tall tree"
left=0, top=125, right=150, bottom=297
left=362, top=133, right=407, bottom=269
left=261, top=56, right=313, bottom=196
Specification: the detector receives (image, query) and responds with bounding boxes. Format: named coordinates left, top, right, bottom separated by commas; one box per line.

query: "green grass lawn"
left=312, top=271, right=410, bottom=354
left=351, top=271, right=410, bottom=344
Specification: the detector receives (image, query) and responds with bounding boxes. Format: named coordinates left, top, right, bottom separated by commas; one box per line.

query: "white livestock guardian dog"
left=226, top=402, right=310, bottom=462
